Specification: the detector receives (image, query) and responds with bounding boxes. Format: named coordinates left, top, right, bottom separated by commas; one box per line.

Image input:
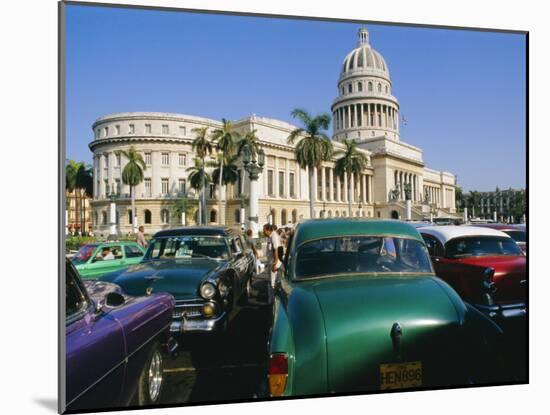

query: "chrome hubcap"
left=148, top=350, right=163, bottom=402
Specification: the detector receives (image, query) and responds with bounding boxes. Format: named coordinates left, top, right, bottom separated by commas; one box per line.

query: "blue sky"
left=65, top=4, right=526, bottom=192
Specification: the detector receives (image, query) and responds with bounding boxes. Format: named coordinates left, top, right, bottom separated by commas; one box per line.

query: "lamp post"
left=218, top=150, right=224, bottom=225
left=108, top=192, right=117, bottom=239
left=359, top=203, right=363, bottom=217
left=242, top=146, right=265, bottom=235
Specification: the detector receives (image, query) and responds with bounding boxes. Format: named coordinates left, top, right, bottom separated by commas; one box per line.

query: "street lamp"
left=108, top=192, right=118, bottom=239
left=217, top=150, right=224, bottom=225
left=243, top=147, right=265, bottom=235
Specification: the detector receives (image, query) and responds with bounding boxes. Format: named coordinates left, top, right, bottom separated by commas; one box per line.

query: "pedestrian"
left=136, top=225, right=148, bottom=248
left=263, top=223, right=282, bottom=304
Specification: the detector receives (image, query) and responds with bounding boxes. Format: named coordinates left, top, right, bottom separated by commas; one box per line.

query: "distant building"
left=466, top=188, right=525, bottom=222
left=89, top=27, right=459, bottom=234
left=66, top=189, right=92, bottom=234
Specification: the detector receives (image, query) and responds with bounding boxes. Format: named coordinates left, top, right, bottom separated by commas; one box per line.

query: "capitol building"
left=89, top=27, right=458, bottom=235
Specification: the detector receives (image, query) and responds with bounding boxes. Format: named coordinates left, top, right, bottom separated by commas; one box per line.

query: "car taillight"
left=268, top=353, right=288, bottom=397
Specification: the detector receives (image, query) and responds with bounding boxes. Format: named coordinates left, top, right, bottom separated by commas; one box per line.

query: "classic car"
left=266, top=219, right=506, bottom=397
left=100, top=226, right=256, bottom=335
left=472, top=223, right=527, bottom=254
left=64, top=259, right=177, bottom=412
left=70, top=241, right=146, bottom=279
left=419, top=226, right=526, bottom=322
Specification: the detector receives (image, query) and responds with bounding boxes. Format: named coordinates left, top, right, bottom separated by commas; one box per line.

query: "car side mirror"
left=104, top=292, right=125, bottom=307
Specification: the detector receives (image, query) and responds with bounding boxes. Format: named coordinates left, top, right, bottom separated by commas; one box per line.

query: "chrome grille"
left=173, top=301, right=204, bottom=319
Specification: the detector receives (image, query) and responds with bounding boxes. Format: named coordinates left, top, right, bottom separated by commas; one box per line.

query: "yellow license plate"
left=380, top=361, right=422, bottom=390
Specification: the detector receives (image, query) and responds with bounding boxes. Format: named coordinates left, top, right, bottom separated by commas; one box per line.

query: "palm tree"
left=236, top=129, right=260, bottom=158
left=169, top=197, right=195, bottom=226
left=209, top=155, right=240, bottom=224
left=192, top=127, right=213, bottom=225
left=287, top=109, right=333, bottom=219
left=211, top=119, right=240, bottom=224
left=121, top=147, right=146, bottom=233
left=334, top=139, right=369, bottom=217
left=187, top=158, right=212, bottom=224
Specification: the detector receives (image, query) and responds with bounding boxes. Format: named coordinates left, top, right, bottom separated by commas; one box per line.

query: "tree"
left=121, top=147, right=146, bottom=233
left=466, top=191, right=482, bottom=218
left=169, top=197, right=196, bottom=226
left=455, top=186, right=464, bottom=212
left=187, top=158, right=212, bottom=224
left=211, top=119, right=240, bottom=224
left=191, top=127, right=213, bottom=225
left=287, top=109, right=333, bottom=219
left=209, top=155, right=240, bottom=224
left=237, top=129, right=261, bottom=158
left=334, top=139, right=369, bottom=217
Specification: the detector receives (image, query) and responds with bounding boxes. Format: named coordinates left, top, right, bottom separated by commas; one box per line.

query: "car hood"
left=305, top=275, right=468, bottom=392
left=104, top=258, right=223, bottom=299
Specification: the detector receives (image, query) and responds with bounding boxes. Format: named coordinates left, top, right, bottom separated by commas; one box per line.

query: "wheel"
left=137, top=342, right=164, bottom=405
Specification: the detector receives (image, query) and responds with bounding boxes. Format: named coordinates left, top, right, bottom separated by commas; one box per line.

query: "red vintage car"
left=472, top=223, right=527, bottom=254
left=419, top=226, right=526, bottom=322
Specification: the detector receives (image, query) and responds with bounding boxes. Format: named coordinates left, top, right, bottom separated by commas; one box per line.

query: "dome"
left=340, top=28, right=390, bottom=79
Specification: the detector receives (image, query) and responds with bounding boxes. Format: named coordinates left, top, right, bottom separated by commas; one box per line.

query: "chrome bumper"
left=170, top=312, right=227, bottom=333
left=476, top=302, right=526, bottom=320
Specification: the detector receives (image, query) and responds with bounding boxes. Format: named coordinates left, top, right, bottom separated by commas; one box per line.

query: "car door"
left=123, top=243, right=145, bottom=266
left=86, top=245, right=125, bottom=278
left=65, top=263, right=126, bottom=410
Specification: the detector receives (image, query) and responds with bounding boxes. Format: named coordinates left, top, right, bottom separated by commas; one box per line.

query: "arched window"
left=385, top=85, right=389, bottom=94
left=210, top=210, right=217, bottom=223
left=342, top=211, right=347, bottom=217
left=348, top=84, right=352, bottom=93
left=328, top=211, right=333, bottom=218
left=281, top=209, right=287, bottom=225
left=368, top=82, right=373, bottom=92
left=234, top=209, right=241, bottom=224
left=377, top=83, right=382, bottom=92
left=320, top=210, right=325, bottom=218
left=335, top=211, right=340, bottom=217
left=161, top=209, right=169, bottom=225
left=291, top=209, right=298, bottom=224
left=144, top=209, right=152, bottom=224
left=127, top=210, right=132, bottom=225
left=358, top=82, right=363, bottom=92
left=101, top=211, right=107, bottom=225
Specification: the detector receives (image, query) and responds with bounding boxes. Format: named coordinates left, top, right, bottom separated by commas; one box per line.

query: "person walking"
left=136, top=225, right=148, bottom=248
left=263, top=223, right=282, bottom=304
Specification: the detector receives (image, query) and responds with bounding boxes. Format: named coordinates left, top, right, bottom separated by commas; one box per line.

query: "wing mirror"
left=104, top=292, right=126, bottom=307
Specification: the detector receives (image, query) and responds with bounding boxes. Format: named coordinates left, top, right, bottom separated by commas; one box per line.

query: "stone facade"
left=89, top=27, right=458, bottom=236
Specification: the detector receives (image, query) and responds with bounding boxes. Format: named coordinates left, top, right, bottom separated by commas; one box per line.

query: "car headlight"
left=202, top=302, right=217, bottom=318
left=200, top=282, right=216, bottom=299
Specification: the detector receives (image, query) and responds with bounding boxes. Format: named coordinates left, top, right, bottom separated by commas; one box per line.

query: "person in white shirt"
left=101, top=247, right=115, bottom=260
left=263, top=223, right=282, bottom=302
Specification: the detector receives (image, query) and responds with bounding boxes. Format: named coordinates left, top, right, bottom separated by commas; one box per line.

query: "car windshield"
left=294, top=236, right=433, bottom=279
left=503, top=230, right=526, bottom=243
left=445, top=236, right=522, bottom=258
left=145, top=236, right=230, bottom=260
left=71, top=244, right=97, bottom=265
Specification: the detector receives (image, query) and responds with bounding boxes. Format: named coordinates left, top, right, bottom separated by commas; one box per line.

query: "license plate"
left=380, top=361, right=422, bottom=390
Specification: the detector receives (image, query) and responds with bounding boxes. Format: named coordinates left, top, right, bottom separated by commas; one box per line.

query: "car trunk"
left=112, top=259, right=221, bottom=299
left=311, top=275, right=468, bottom=392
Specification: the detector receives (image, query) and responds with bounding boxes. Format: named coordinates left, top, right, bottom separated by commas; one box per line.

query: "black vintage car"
left=100, top=227, right=256, bottom=335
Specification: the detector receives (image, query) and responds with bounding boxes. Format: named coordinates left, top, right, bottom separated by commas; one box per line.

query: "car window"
left=124, top=244, right=144, bottom=258
left=503, top=230, right=526, bottom=243
left=66, top=270, right=89, bottom=319
left=445, top=236, right=522, bottom=258
left=146, top=236, right=230, bottom=260
left=294, top=236, right=433, bottom=279
left=71, top=244, right=97, bottom=265
left=93, top=246, right=121, bottom=262
left=421, top=234, right=443, bottom=257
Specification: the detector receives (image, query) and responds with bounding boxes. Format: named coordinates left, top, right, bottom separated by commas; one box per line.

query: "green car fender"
left=269, top=284, right=329, bottom=396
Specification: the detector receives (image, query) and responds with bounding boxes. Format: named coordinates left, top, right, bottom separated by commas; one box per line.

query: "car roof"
left=293, top=219, right=423, bottom=247
left=153, top=226, right=241, bottom=238
left=419, top=225, right=511, bottom=244
left=470, top=223, right=520, bottom=231
left=91, top=241, right=139, bottom=247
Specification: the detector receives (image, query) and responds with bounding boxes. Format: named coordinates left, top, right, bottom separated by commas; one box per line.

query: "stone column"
left=285, top=158, right=290, bottom=198
left=329, top=168, right=334, bottom=201
left=249, top=177, right=259, bottom=236
left=313, top=167, right=318, bottom=202
left=321, top=167, right=326, bottom=201
left=274, top=157, right=280, bottom=198
left=98, top=154, right=105, bottom=198
left=369, top=175, right=373, bottom=203
left=343, top=174, right=348, bottom=202
left=362, top=175, right=367, bottom=203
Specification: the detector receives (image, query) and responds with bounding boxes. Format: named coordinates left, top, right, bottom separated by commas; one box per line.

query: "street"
left=160, top=271, right=272, bottom=404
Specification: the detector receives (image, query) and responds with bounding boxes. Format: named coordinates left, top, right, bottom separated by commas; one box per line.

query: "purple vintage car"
left=64, top=259, right=177, bottom=412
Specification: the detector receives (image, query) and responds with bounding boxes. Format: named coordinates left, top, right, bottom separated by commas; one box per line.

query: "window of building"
left=178, top=178, right=186, bottom=194
left=385, top=85, right=389, bottom=94
left=144, top=152, right=152, bottom=165
left=95, top=129, right=100, bottom=139
left=127, top=210, right=132, bottom=224
left=358, top=82, right=363, bottom=92
left=178, top=153, right=186, bottom=167
left=161, top=178, right=169, bottom=195
left=267, top=170, right=274, bottom=196
left=101, top=211, right=107, bottom=225
left=128, top=124, right=135, bottom=134
left=210, top=210, right=217, bottom=223
left=104, top=156, right=109, bottom=169
left=377, top=83, right=382, bottom=92
left=348, top=84, right=352, bottom=93
left=115, top=179, right=121, bottom=195
left=161, top=153, right=169, bottom=165
left=289, top=172, right=295, bottom=198
left=115, top=153, right=121, bottom=167
left=162, top=124, right=169, bottom=134
left=144, top=209, right=152, bottom=224
left=279, top=171, right=285, bottom=197
left=342, top=87, right=345, bottom=95
left=144, top=178, right=151, bottom=196
left=180, top=126, right=186, bottom=136
left=234, top=209, right=241, bottom=223
left=115, top=125, right=120, bottom=135
left=103, top=127, right=108, bottom=137
left=368, top=82, right=373, bottom=92
left=145, top=124, right=152, bottom=134
left=104, top=179, right=109, bottom=195
left=161, top=209, right=170, bottom=224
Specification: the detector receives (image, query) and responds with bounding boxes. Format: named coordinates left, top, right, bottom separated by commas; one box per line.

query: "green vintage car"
left=70, top=241, right=146, bottom=279
left=267, top=219, right=505, bottom=397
